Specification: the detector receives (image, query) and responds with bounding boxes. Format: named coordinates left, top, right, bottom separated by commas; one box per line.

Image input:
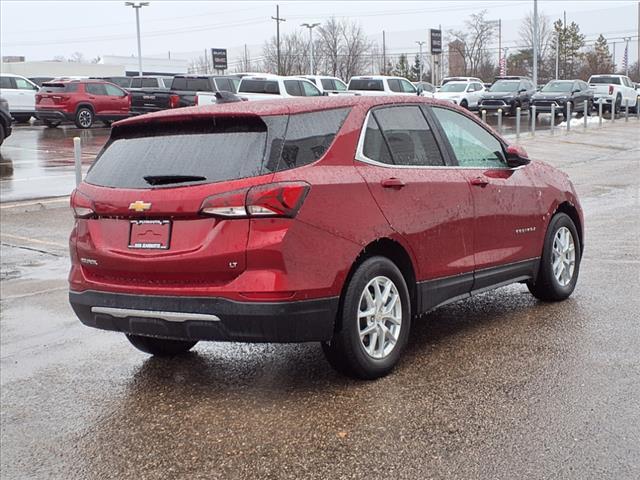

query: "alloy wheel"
left=551, top=226, right=576, bottom=287
left=78, top=110, right=92, bottom=128
left=357, top=276, right=402, bottom=359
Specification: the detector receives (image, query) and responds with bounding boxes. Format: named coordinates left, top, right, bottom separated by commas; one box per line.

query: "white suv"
left=300, top=75, right=348, bottom=94
left=0, top=73, right=39, bottom=122
left=236, top=75, right=323, bottom=101
left=347, top=76, right=419, bottom=96
left=434, top=80, right=485, bottom=109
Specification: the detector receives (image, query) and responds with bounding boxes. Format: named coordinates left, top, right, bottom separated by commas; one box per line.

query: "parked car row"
left=1, top=70, right=638, bottom=129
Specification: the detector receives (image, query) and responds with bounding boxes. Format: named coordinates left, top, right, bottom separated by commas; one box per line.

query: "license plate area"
left=129, top=220, right=171, bottom=250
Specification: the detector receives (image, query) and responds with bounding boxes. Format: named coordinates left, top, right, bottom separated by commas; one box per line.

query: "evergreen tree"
left=551, top=19, right=585, bottom=79
left=410, top=54, right=422, bottom=82
left=392, top=54, right=411, bottom=79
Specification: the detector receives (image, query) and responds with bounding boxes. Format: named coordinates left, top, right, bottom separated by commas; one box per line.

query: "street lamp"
left=415, top=41, right=426, bottom=82
left=125, top=2, right=149, bottom=76
left=301, top=22, right=321, bottom=75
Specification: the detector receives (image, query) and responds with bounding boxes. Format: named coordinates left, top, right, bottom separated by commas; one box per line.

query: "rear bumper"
left=69, top=290, right=338, bottom=343
left=35, top=109, right=72, bottom=121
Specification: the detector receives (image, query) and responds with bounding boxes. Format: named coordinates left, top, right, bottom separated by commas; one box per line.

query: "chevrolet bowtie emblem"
left=129, top=201, right=151, bottom=212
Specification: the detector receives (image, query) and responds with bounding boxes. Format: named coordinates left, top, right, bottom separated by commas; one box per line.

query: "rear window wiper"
left=143, top=175, right=207, bottom=186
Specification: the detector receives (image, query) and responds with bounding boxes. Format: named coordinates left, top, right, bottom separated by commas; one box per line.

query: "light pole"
left=125, top=2, right=149, bottom=76
left=301, top=22, right=321, bottom=75
left=533, top=0, right=539, bottom=87
left=415, top=41, right=426, bottom=82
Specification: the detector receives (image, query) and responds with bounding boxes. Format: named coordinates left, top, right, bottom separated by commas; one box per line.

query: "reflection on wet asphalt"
left=1, top=120, right=639, bottom=479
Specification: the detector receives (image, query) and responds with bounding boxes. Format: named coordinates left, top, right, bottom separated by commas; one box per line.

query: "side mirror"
left=416, top=85, right=424, bottom=96
left=505, top=145, right=530, bottom=168
left=519, top=88, right=527, bottom=93
left=572, top=89, right=580, bottom=93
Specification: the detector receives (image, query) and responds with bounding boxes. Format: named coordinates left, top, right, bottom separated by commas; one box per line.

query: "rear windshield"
left=40, top=82, right=78, bottom=93
left=348, top=79, right=383, bottom=91
left=489, top=81, right=519, bottom=92
left=239, top=79, right=280, bottom=94
left=589, top=76, right=621, bottom=85
left=85, top=108, right=350, bottom=189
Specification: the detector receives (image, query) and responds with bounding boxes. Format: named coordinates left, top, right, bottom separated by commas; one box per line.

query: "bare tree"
left=317, top=17, right=343, bottom=77
left=519, top=10, right=554, bottom=79
left=263, top=31, right=308, bottom=75
left=449, top=10, right=495, bottom=77
left=69, top=51, right=85, bottom=63
left=339, top=21, right=371, bottom=79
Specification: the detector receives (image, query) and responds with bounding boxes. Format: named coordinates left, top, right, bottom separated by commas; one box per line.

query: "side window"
left=387, top=79, right=402, bottom=92
left=0, top=76, right=13, bottom=89
left=334, top=79, right=348, bottom=91
left=301, top=80, right=321, bottom=97
left=400, top=79, right=416, bottom=93
left=372, top=106, right=445, bottom=167
left=284, top=80, right=303, bottom=96
left=215, top=78, right=232, bottom=92
left=142, top=78, right=158, bottom=88
left=105, top=84, right=125, bottom=96
left=172, top=77, right=187, bottom=90
left=15, top=78, right=37, bottom=90
left=320, top=78, right=335, bottom=91
left=431, top=107, right=506, bottom=168
left=467, top=83, right=475, bottom=92
left=187, top=78, right=211, bottom=91
left=277, top=108, right=350, bottom=170
left=362, top=114, right=393, bottom=165
left=86, top=83, right=107, bottom=95
left=130, top=78, right=142, bottom=88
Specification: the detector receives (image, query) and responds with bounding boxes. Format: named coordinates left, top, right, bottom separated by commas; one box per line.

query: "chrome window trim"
left=91, top=306, right=221, bottom=323
left=354, top=107, right=515, bottom=171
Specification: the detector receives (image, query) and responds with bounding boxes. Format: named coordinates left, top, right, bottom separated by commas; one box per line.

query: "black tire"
left=527, top=213, right=581, bottom=302
left=75, top=107, right=94, bottom=129
left=12, top=114, right=31, bottom=123
left=460, top=99, right=468, bottom=110
left=43, top=119, right=61, bottom=128
left=321, top=256, right=411, bottom=379
left=614, top=95, right=622, bottom=115
left=0, top=123, right=5, bottom=146
left=126, top=334, right=197, bottom=356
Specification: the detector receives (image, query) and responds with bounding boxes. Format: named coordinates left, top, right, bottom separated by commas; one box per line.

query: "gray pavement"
left=0, top=120, right=639, bottom=479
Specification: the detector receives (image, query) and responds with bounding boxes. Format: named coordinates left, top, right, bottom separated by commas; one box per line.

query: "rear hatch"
left=589, top=76, right=621, bottom=95
left=130, top=89, right=174, bottom=113
left=74, top=115, right=286, bottom=289
left=36, top=82, right=77, bottom=108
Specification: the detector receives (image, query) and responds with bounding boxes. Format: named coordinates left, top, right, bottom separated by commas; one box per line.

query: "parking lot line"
left=0, top=233, right=67, bottom=248
left=0, top=197, right=70, bottom=209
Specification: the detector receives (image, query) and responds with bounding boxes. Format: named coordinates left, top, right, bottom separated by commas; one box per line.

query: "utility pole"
left=125, top=2, right=149, bottom=76
left=498, top=19, right=502, bottom=71
left=301, top=22, right=321, bottom=75
left=533, top=0, right=538, bottom=86
left=271, top=5, right=286, bottom=75
left=439, top=23, right=443, bottom=86
left=382, top=30, right=386, bottom=74
left=637, top=1, right=640, bottom=78
left=613, top=41, right=616, bottom=72
left=563, top=10, right=567, bottom=79
left=555, top=30, right=559, bottom=79
left=416, top=41, right=426, bottom=81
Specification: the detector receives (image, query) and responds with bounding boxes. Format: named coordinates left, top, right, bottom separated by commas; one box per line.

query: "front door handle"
left=470, top=176, right=489, bottom=187
left=381, top=178, right=406, bottom=189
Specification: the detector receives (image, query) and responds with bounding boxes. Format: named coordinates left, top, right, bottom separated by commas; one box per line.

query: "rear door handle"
left=470, top=176, right=489, bottom=187
left=381, top=178, right=406, bottom=189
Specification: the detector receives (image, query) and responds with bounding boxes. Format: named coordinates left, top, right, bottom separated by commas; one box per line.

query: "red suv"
left=69, top=96, right=584, bottom=379
left=36, top=79, right=131, bottom=129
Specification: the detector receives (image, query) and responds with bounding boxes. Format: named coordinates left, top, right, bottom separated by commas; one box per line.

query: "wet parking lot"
left=1, top=119, right=639, bottom=479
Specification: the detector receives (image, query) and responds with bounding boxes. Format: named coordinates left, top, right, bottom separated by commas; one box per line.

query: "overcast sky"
left=1, top=0, right=638, bottom=66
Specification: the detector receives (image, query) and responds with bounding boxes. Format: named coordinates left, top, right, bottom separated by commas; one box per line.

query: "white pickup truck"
left=587, top=74, right=638, bottom=113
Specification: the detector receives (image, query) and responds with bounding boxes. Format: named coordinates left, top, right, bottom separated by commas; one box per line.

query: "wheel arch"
left=75, top=103, right=95, bottom=115
left=555, top=201, right=584, bottom=252
left=334, top=237, right=418, bottom=333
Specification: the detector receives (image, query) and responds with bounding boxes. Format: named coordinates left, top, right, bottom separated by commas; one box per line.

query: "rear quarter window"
left=348, top=79, right=383, bottom=91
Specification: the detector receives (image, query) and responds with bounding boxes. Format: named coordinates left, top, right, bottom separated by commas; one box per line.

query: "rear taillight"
left=608, top=85, right=614, bottom=95
left=169, top=94, right=180, bottom=108
left=71, top=190, right=95, bottom=219
left=200, top=182, right=310, bottom=219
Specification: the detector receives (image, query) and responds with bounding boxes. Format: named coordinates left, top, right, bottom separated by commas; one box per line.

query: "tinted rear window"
left=589, top=76, right=621, bottom=85
left=348, top=79, right=384, bottom=91
left=86, top=108, right=350, bottom=188
left=239, top=79, right=280, bottom=94
left=40, top=82, right=78, bottom=93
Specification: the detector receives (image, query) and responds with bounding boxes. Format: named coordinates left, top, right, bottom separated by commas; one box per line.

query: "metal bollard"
left=73, top=137, right=82, bottom=186
left=515, top=107, right=521, bottom=139
left=598, top=100, right=603, bottom=127
left=566, top=102, right=571, bottom=132
left=584, top=100, right=588, bottom=129
left=611, top=102, right=615, bottom=122
left=625, top=100, right=629, bottom=122
left=497, top=109, right=502, bottom=134
left=550, top=103, right=556, bottom=135
left=481, top=109, right=487, bottom=124
left=530, top=105, right=536, bottom=136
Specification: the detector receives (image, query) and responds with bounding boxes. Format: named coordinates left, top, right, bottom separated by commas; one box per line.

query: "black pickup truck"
left=129, top=75, right=240, bottom=115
